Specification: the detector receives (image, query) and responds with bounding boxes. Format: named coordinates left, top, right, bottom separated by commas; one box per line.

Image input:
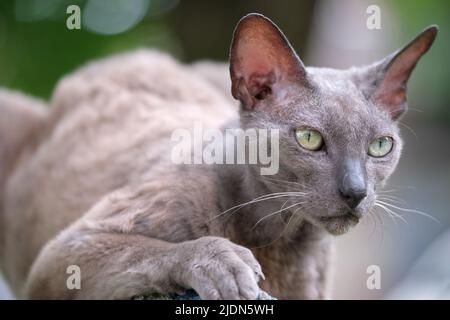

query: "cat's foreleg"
left=25, top=199, right=263, bottom=299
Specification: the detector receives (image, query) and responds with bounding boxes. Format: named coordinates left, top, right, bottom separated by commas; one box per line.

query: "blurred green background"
left=0, top=0, right=448, bottom=121
left=0, top=0, right=449, bottom=300
left=0, top=0, right=314, bottom=99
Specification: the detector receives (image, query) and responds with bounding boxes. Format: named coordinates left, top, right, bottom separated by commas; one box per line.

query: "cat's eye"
left=295, top=128, right=324, bottom=151
left=368, top=136, right=393, bottom=157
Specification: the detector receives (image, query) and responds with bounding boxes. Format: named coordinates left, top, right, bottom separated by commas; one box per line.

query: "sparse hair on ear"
left=359, top=25, right=438, bottom=120
left=229, top=13, right=307, bottom=110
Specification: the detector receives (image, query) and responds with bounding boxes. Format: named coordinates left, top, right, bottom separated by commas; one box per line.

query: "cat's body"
left=0, top=14, right=437, bottom=299
left=0, top=49, right=330, bottom=299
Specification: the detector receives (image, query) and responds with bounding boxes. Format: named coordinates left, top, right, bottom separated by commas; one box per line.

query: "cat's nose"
left=339, top=186, right=367, bottom=209
left=338, top=157, right=368, bottom=209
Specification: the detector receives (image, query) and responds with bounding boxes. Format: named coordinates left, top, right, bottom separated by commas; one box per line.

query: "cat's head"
left=229, top=14, right=437, bottom=235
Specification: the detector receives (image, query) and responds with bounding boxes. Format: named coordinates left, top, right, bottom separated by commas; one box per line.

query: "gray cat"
left=0, top=14, right=437, bottom=299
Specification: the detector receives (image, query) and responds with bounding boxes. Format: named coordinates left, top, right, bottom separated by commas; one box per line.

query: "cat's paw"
left=176, top=236, right=264, bottom=300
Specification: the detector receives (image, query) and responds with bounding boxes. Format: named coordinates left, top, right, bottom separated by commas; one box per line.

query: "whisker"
left=251, top=206, right=304, bottom=249
left=251, top=201, right=306, bottom=230
left=221, top=192, right=304, bottom=214
left=278, top=199, right=291, bottom=224
left=260, top=177, right=308, bottom=189
left=377, top=188, right=399, bottom=194
left=262, top=176, right=304, bottom=185
left=399, top=121, right=419, bottom=143
left=378, top=206, right=399, bottom=228
left=209, top=192, right=307, bottom=222
left=375, top=200, right=440, bottom=224
left=376, top=195, right=407, bottom=205
left=375, top=202, right=407, bottom=225
left=363, top=208, right=377, bottom=236
left=372, top=209, right=385, bottom=248
left=378, top=185, right=417, bottom=194
left=366, top=208, right=383, bottom=244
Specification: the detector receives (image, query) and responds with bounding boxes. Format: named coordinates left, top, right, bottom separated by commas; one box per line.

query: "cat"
left=0, top=13, right=437, bottom=299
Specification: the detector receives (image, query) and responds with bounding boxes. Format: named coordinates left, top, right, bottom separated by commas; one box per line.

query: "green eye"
left=295, top=128, right=324, bottom=151
left=368, top=136, right=393, bottom=157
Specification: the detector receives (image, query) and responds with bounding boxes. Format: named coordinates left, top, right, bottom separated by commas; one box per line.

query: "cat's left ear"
left=229, top=13, right=308, bottom=110
left=358, top=25, right=438, bottom=120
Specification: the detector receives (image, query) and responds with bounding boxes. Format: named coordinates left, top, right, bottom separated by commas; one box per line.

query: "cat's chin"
left=316, top=213, right=360, bottom=236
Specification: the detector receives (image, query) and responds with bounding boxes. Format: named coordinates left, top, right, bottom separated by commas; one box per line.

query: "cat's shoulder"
left=48, top=49, right=236, bottom=124
left=51, top=49, right=187, bottom=102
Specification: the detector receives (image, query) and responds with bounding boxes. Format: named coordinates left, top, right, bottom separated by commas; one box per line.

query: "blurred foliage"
left=389, top=0, right=450, bottom=121
left=0, top=0, right=314, bottom=99
left=0, top=0, right=179, bottom=98
left=0, top=0, right=448, bottom=121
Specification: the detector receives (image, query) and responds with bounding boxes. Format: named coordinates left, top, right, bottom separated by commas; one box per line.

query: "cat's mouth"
left=316, top=212, right=360, bottom=235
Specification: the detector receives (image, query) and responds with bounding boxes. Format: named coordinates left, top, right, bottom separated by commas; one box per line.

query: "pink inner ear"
left=374, top=87, right=406, bottom=119
left=232, top=45, right=280, bottom=106
left=238, top=39, right=280, bottom=76
left=241, top=54, right=274, bottom=82
left=230, top=14, right=307, bottom=108
left=371, top=26, right=437, bottom=120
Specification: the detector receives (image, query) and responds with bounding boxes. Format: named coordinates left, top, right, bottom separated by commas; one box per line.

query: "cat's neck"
left=213, top=163, right=334, bottom=298
left=216, top=164, right=329, bottom=248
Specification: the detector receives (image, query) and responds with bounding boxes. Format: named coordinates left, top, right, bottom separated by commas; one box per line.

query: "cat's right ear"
left=229, top=13, right=307, bottom=110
